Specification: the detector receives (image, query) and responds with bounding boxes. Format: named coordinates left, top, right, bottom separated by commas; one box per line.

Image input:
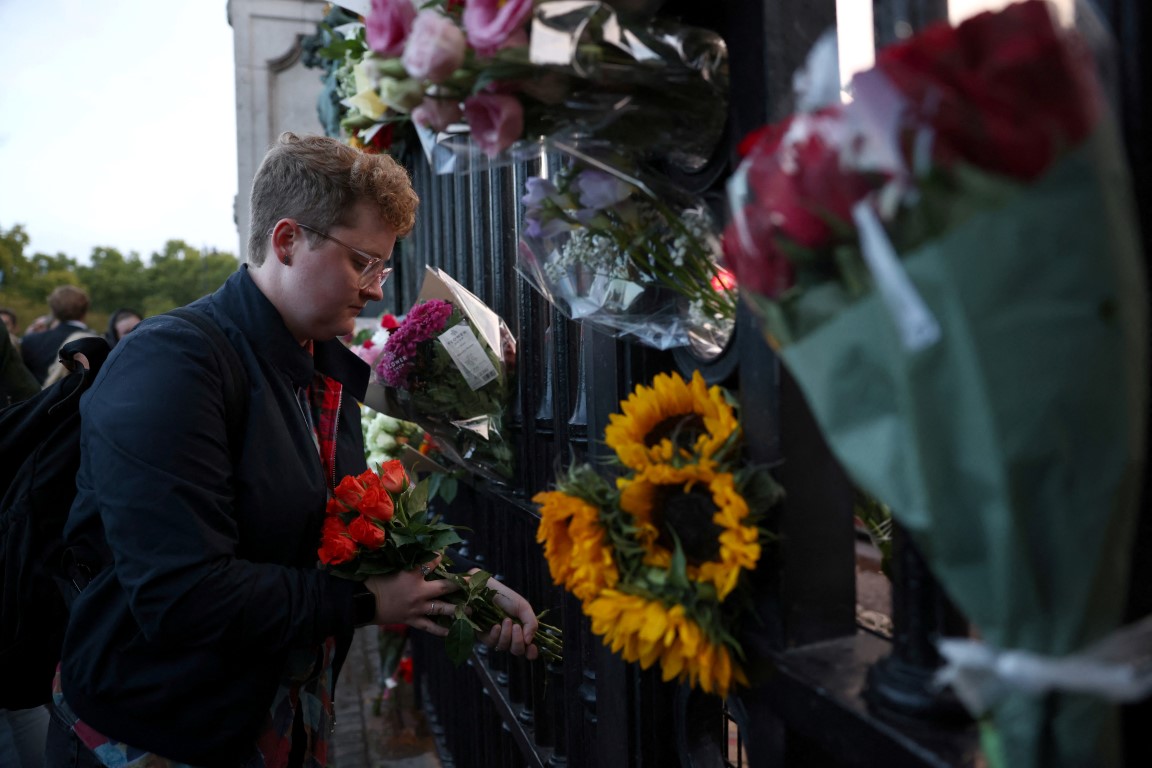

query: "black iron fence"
left=380, top=0, right=1151, bottom=765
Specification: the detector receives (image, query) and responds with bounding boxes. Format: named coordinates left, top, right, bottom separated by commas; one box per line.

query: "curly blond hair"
left=247, top=132, right=420, bottom=265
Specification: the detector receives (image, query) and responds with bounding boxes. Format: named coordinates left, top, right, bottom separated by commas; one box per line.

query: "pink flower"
left=462, top=0, right=533, bottom=56
left=402, top=11, right=467, bottom=83
left=366, top=0, right=417, bottom=57
left=412, top=96, right=464, bottom=131
left=377, top=300, right=456, bottom=388
left=463, top=93, right=524, bottom=158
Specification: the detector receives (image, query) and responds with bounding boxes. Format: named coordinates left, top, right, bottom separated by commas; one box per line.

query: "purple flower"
left=402, top=11, right=467, bottom=83
left=462, top=0, right=533, bottom=57
left=521, top=177, right=559, bottom=209
left=376, top=300, right=456, bottom=388
left=524, top=216, right=574, bottom=240
left=574, top=169, right=633, bottom=210
left=366, top=0, right=417, bottom=57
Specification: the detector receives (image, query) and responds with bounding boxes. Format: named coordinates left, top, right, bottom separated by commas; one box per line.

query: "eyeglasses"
left=297, top=223, right=394, bottom=290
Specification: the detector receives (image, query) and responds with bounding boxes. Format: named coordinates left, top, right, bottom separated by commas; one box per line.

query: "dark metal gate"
left=379, top=1, right=1152, bottom=765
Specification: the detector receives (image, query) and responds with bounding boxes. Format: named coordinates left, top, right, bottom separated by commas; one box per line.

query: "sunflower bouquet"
left=534, top=370, right=783, bottom=697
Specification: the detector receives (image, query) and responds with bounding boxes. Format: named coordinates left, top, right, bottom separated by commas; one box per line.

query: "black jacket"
left=1, top=330, right=38, bottom=406
left=21, top=321, right=89, bottom=383
left=60, top=267, right=369, bottom=764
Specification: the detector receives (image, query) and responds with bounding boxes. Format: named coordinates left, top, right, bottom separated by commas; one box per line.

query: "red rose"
left=381, top=314, right=400, bottom=330
left=725, top=108, right=880, bottom=298
left=722, top=209, right=795, bottom=299
left=742, top=109, right=878, bottom=249
left=359, top=485, right=396, bottom=522
left=371, top=124, right=396, bottom=153
left=377, top=459, right=409, bottom=494
left=348, top=515, right=388, bottom=549
left=318, top=516, right=357, bottom=565
left=325, top=498, right=346, bottom=517
left=333, top=474, right=368, bottom=508
left=870, top=0, right=1100, bottom=180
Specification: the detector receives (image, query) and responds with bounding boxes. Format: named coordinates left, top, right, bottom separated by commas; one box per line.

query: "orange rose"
left=377, top=459, right=409, bottom=494
left=332, top=474, right=368, bottom=508
left=348, top=515, right=387, bottom=549
left=318, top=516, right=357, bottom=565
left=359, top=486, right=396, bottom=522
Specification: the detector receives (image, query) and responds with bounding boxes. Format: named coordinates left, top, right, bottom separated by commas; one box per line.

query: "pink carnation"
left=376, top=300, right=456, bottom=388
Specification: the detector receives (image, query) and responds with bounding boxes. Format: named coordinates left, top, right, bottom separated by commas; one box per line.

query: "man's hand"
left=473, top=570, right=540, bottom=660
left=363, top=555, right=459, bottom=637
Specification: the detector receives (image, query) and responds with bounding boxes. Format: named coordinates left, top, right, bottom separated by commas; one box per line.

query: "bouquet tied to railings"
left=321, top=0, right=728, bottom=173
left=369, top=266, right=516, bottom=483
left=723, top=3, right=1148, bottom=765
left=534, top=370, right=783, bottom=697
left=319, top=459, right=562, bottom=664
left=341, top=312, right=465, bottom=499
left=518, top=143, right=738, bottom=355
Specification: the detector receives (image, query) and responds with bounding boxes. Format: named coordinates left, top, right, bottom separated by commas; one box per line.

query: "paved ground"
left=333, top=627, right=441, bottom=768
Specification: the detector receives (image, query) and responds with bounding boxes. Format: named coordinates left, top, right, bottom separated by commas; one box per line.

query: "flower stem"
left=436, top=567, right=564, bottom=663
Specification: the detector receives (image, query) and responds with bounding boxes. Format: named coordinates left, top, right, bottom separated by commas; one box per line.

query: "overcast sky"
left=0, top=0, right=240, bottom=262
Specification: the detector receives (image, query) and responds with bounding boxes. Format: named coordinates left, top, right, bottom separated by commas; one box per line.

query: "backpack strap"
left=166, top=307, right=249, bottom=459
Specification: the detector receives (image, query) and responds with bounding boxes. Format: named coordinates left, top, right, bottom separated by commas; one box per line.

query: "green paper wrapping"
left=778, top=130, right=1147, bottom=767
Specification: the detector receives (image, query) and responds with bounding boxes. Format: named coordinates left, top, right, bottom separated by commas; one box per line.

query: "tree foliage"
left=1, top=222, right=239, bottom=328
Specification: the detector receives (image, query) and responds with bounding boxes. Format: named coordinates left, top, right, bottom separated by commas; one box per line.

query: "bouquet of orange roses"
left=318, top=458, right=562, bottom=664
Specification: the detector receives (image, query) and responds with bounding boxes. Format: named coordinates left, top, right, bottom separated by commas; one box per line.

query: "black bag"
left=0, top=309, right=247, bottom=708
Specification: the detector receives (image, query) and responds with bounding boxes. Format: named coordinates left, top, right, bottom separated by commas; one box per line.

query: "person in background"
left=0, top=307, right=19, bottom=340
left=102, top=308, right=142, bottom=348
left=47, top=132, right=540, bottom=767
left=22, top=315, right=53, bottom=336
left=0, top=323, right=38, bottom=407
left=19, top=286, right=95, bottom=384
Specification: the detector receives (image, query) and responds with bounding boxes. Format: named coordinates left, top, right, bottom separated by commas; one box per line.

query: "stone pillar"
left=228, top=0, right=329, bottom=262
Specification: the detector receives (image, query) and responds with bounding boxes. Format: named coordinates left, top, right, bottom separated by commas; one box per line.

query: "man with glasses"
left=48, top=133, right=540, bottom=767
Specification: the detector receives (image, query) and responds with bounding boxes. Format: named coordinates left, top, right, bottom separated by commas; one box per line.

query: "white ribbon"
left=935, top=614, right=1152, bottom=716
left=852, top=200, right=941, bottom=353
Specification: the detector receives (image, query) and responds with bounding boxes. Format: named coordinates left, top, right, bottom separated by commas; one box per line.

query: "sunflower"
left=617, top=463, right=760, bottom=600
left=604, top=370, right=738, bottom=471
left=534, top=490, right=619, bottom=604
left=585, top=590, right=747, bottom=698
